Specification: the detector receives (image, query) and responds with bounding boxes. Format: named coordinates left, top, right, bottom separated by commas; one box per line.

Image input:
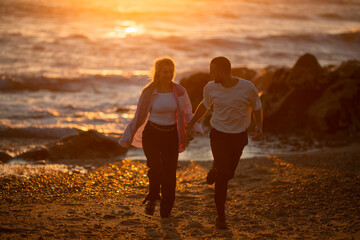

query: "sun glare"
left=125, top=27, right=138, bottom=34
left=107, top=21, right=144, bottom=38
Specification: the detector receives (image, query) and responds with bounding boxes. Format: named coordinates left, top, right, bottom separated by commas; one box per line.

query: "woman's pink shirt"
left=119, top=82, right=203, bottom=153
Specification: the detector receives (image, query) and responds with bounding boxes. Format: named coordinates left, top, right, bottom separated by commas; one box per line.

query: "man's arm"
left=186, top=101, right=208, bottom=140
left=251, top=108, right=263, bottom=141
left=188, top=101, right=208, bottom=127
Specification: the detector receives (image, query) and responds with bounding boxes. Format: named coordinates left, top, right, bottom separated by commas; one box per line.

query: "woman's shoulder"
left=173, top=82, right=186, bottom=96
left=141, top=82, right=156, bottom=94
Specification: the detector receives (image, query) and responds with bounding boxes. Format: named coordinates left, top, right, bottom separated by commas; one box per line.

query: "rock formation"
left=180, top=54, right=360, bottom=138
left=17, top=130, right=127, bottom=161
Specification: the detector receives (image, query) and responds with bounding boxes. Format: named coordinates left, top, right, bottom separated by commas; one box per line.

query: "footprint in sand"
left=187, top=221, right=204, bottom=229
left=119, top=219, right=141, bottom=226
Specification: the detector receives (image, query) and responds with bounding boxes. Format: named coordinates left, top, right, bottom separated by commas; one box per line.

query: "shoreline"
left=1, top=145, right=359, bottom=239
left=2, top=132, right=358, bottom=164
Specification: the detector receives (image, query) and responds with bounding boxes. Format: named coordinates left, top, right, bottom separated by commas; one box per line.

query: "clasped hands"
left=251, top=125, right=262, bottom=141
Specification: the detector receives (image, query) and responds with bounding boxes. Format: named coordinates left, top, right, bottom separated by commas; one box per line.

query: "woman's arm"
left=119, top=88, right=148, bottom=147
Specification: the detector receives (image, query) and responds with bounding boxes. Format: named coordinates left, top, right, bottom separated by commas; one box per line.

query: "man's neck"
left=221, top=76, right=237, bottom=88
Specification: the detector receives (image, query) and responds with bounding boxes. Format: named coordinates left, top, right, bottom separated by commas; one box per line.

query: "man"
left=186, top=56, right=263, bottom=229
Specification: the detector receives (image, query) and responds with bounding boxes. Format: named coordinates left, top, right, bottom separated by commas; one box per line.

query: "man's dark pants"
left=210, top=128, right=248, bottom=219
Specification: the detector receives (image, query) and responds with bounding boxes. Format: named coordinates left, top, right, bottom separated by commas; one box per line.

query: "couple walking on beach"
left=119, top=56, right=263, bottom=229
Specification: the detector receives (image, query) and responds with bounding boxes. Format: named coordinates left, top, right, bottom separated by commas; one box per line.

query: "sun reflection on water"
left=107, top=21, right=144, bottom=38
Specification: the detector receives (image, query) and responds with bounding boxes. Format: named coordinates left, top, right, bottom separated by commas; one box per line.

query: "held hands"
left=251, top=125, right=262, bottom=141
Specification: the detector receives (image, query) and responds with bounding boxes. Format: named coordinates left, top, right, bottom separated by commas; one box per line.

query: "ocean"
left=0, top=0, right=359, bottom=165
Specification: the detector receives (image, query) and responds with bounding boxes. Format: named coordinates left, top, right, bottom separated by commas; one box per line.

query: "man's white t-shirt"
left=202, top=77, right=262, bottom=134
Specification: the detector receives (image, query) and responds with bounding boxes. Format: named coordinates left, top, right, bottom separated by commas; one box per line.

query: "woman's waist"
left=149, top=113, right=177, bottom=126
left=146, top=120, right=177, bottom=131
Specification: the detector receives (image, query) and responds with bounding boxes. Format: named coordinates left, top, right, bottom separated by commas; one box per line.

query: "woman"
left=119, top=57, right=203, bottom=218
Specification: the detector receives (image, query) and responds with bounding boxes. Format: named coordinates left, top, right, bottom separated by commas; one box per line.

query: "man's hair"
left=210, top=56, right=231, bottom=74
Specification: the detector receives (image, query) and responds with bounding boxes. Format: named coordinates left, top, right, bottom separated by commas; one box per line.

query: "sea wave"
left=0, top=74, right=148, bottom=92
left=157, top=31, right=359, bottom=54
left=246, top=30, right=360, bottom=45
left=6, top=110, right=58, bottom=120
left=320, top=13, right=344, bottom=20
left=0, top=127, right=81, bottom=139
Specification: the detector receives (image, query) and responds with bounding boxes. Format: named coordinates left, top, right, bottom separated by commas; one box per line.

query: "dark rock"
left=257, top=67, right=292, bottom=118
left=262, top=87, right=322, bottom=134
left=17, top=130, right=127, bottom=161
left=261, top=54, right=325, bottom=134
left=47, top=130, right=127, bottom=159
left=261, top=67, right=291, bottom=93
left=17, top=147, right=50, bottom=161
left=328, top=60, right=360, bottom=81
left=261, top=55, right=360, bottom=137
left=231, top=67, right=257, bottom=81
left=287, top=53, right=323, bottom=88
left=0, top=152, right=12, bottom=163
left=179, top=72, right=210, bottom=112
left=253, top=67, right=291, bottom=92
left=307, top=77, right=360, bottom=135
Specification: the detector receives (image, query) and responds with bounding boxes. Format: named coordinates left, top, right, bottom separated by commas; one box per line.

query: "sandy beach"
left=1, top=143, right=359, bottom=240
left=1, top=0, right=359, bottom=239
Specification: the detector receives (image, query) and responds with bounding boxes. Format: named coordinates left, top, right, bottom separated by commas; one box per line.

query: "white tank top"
left=149, top=92, right=177, bottom=125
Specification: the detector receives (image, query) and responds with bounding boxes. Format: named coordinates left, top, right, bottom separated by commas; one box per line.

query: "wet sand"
left=1, top=145, right=359, bottom=239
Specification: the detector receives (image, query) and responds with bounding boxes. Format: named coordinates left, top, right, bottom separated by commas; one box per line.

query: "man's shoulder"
left=236, top=77, right=252, bottom=85
left=205, top=81, right=216, bottom=89
left=236, top=77, right=257, bottom=90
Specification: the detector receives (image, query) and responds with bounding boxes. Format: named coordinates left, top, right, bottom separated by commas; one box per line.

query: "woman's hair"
left=144, top=57, right=175, bottom=91
left=153, top=57, right=175, bottom=83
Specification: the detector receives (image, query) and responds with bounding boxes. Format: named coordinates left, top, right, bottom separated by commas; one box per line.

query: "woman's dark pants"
left=142, top=121, right=179, bottom=214
left=210, top=128, right=248, bottom=220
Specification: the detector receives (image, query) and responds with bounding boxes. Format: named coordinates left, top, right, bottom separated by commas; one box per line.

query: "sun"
left=124, top=27, right=138, bottom=34
left=107, top=21, right=144, bottom=38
